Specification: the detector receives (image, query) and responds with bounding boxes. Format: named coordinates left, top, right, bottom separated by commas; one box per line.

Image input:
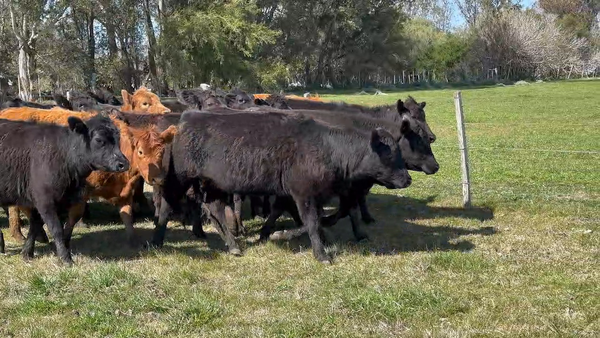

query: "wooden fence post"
left=454, top=91, right=472, bottom=208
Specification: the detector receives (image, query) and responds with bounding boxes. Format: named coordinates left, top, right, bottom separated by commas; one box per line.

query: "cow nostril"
left=429, top=137, right=436, bottom=143
left=117, top=162, right=125, bottom=170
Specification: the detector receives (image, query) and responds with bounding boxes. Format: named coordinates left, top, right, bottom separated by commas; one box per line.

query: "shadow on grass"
left=258, top=194, right=496, bottom=257
left=0, top=194, right=497, bottom=261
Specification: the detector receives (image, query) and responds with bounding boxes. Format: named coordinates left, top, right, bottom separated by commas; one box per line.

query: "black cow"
left=1, top=97, right=56, bottom=109
left=53, top=93, right=73, bottom=110
left=254, top=108, right=439, bottom=241
left=176, top=89, right=229, bottom=110
left=286, top=96, right=436, bottom=143
left=150, top=111, right=411, bottom=263
left=59, top=91, right=121, bottom=112
left=90, top=88, right=122, bottom=106
left=161, top=99, right=189, bottom=113
left=257, top=94, right=291, bottom=110
left=0, top=114, right=129, bottom=262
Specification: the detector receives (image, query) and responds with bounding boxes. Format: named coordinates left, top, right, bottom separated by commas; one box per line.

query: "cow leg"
left=232, top=194, right=246, bottom=236
left=17, top=207, right=49, bottom=243
left=76, top=202, right=92, bottom=228
left=347, top=201, right=369, bottom=242
left=21, top=210, right=44, bottom=261
left=259, top=197, right=286, bottom=241
left=152, top=187, right=162, bottom=224
left=8, top=206, right=25, bottom=242
left=0, top=225, right=4, bottom=253
left=151, top=196, right=173, bottom=247
left=191, top=205, right=207, bottom=239
left=39, top=207, right=72, bottom=264
left=133, top=178, right=149, bottom=213
left=262, top=195, right=271, bottom=219
left=118, top=196, right=138, bottom=247
left=204, top=199, right=241, bottom=256
left=358, top=193, right=376, bottom=224
left=63, top=202, right=86, bottom=250
left=187, top=182, right=207, bottom=238
left=249, top=195, right=260, bottom=219
left=294, top=197, right=330, bottom=263
left=260, top=196, right=303, bottom=241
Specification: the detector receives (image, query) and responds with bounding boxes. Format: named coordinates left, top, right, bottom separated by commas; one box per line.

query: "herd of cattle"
left=0, top=86, right=439, bottom=264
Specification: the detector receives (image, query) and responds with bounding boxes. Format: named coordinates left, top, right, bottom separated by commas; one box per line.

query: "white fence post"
left=454, top=91, right=472, bottom=208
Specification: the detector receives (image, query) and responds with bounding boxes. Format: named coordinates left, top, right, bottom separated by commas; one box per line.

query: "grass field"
left=0, top=80, right=599, bottom=337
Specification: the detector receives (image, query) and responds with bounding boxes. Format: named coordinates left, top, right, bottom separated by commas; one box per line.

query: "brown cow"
left=0, top=107, right=177, bottom=245
left=121, top=87, right=171, bottom=114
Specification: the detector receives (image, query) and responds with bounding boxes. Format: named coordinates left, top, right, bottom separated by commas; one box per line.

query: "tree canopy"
left=0, top=0, right=597, bottom=98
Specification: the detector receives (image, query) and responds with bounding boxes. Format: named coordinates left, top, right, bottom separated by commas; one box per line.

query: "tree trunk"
left=143, top=0, right=160, bottom=92
left=87, top=7, right=96, bottom=90
left=107, top=25, right=118, bottom=57
left=18, top=46, right=33, bottom=101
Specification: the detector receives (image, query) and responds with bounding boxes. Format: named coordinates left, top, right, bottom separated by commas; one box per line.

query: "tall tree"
left=6, top=0, right=68, bottom=99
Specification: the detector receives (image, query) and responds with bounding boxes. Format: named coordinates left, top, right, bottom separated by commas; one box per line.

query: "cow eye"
left=138, top=149, right=143, bottom=156
left=142, top=102, right=149, bottom=106
left=94, top=138, right=104, bottom=145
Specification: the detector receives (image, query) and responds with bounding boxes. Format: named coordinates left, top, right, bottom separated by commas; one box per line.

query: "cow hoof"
left=21, top=253, right=33, bottom=261
left=355, top=233, right=370, bottom=243
left=320, top=258, right=332, bottom=265
left=362, top=216, right=376, bottom=224
left=192, top=230, right=207, bottom=239
left=229, top=248, right=242, bottom=256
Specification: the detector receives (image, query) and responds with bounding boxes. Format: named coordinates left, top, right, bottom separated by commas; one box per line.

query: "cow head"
left=53, top=93, right=73, bottom=110
left=177, top=88, right=228, bottom=110
left=67, top=91, right=98, bottom=112
left=130, top=125, right=177, bottom=185
left=226, top=89, right=255, bottom=110
left=394, top=115, right=439, bottom=175
left=262, top=94, right=291, bottom=110
left=369, top=128, right=412, bottom=189
left=398, top=97, right=436, bottom=143
left=68, top=114, right=129, bottom=173
left=121, top=87, right=171, bottom=114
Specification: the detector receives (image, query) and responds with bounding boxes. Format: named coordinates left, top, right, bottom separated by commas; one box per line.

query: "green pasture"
left=0, top=80, right=598, bottom=337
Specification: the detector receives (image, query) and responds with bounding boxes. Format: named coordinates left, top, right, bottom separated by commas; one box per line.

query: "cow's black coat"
left=151, top=111, right=411, bottom=262
left=0, top=115, right=129, bottom=262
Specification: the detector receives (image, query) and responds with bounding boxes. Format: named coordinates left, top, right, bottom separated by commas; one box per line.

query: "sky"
left=450, top=0, right=537, bottom=28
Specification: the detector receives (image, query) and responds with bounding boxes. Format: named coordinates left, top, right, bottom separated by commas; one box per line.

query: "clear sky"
left=450, top=0, right=537, bottom=28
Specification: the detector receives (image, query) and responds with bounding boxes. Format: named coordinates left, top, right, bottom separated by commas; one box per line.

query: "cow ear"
left=176, top=89, right=199, bottom=107
left=160, top=125, right=178, bottom=144
left=397, top=99, right=409, bottom=116
left=67, top=117, right=89, bottom=135
left=106, top=108, right=129, bottom=125
left=371, top=128, right=382, bottom=148
left=420, top=101, right=426, bottom=108
left=400, top=115, right=411, bottom=134
left=121, top=90, right=132, bottom=106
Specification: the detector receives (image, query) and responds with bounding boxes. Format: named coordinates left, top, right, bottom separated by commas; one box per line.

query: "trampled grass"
left=0, top=80, right=598, bottom=337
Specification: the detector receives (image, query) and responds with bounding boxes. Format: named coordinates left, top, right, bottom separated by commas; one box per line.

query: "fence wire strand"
left=434, top=145, right=600, bottom=155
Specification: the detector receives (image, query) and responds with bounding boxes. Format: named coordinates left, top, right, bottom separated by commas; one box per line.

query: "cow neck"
left=114, top=120, right=138, bottom=177
left=323, top=130, right=370, bottom=182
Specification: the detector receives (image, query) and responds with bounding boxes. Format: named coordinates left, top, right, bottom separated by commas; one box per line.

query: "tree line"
left=0, top=0, right=598, bottom=99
